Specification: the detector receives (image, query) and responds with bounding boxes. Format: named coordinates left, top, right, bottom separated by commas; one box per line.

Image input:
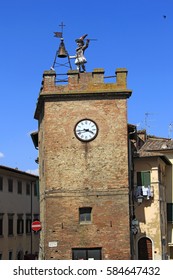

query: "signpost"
left=31, top=220, right=41, bottom=232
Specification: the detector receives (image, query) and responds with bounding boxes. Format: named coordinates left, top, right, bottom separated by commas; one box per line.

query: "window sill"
left=79, top=221, right=92, bottom=225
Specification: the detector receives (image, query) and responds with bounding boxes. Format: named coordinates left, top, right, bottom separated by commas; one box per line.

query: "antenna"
left=143, top=112, right=156, bottom=134
left=168, top=123, right=173, bottom=138
left=144, top=112, right=151, bottom=133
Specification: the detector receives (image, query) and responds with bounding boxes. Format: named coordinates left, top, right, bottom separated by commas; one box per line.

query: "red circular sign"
left=31, top=220, right=41, bottom=232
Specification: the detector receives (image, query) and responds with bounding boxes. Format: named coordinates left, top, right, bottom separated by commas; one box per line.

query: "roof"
left=0, top=165, right=39, bottom=179
left=137, top=136, right=173, bottom=164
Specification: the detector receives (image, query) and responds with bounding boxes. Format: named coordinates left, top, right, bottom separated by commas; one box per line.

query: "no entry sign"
left=31, top=220, right=42, bottom=232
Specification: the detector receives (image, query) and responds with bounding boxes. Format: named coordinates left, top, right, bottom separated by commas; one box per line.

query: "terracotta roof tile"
left=138, top=137, right=173, bottom=157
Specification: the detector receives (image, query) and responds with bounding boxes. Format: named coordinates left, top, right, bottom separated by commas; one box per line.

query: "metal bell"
left=57, top=39, right=67, bottom=58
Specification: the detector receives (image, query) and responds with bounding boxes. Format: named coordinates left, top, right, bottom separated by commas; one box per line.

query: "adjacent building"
left=0, top=165, right=39, bottom=260
left=130, top=130, right=173, bottom=260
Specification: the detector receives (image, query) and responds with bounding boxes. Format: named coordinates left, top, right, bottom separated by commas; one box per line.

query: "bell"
left=57, top=39, right=67, bottom=58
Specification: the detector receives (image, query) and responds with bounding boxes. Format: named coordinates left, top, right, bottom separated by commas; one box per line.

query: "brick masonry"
left=35, top=68, right=132, bottom=259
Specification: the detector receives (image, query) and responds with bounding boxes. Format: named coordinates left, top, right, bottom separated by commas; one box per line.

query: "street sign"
left=31, top=220, right=41, bottom=232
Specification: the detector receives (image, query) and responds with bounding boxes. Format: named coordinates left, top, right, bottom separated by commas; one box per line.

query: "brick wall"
left=36, top=68, right=132, bottom=259
left=45, top=193, right=130, bottom=259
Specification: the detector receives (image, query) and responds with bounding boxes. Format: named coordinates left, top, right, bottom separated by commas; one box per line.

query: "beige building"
left=131, top=130, right=173, bottom=260
left=0, top=165, right=40, bottom=260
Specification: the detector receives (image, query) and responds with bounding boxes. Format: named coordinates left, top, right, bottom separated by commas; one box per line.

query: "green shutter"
left=142, top=171, right=150, bottom=187
left=137, top=171, right=150, bottom=186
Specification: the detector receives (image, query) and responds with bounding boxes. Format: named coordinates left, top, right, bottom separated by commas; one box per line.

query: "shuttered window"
left=137, top=171, right=150, bottom=186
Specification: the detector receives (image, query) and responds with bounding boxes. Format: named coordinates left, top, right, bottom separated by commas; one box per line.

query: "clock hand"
left=77, top=129, right=95, bottom=136
left=88, top=130, right=94, bottom=134
left=76, top=129, right=87, bottom=133
left=77, top=129, right=90, bottom=133
left=83, top=129, right=95, bottom=134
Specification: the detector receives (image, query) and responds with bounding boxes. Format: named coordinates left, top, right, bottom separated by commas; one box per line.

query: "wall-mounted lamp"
left=136, top=195, right=143, bottom=205
left=131, top=217, right=139, bottom=235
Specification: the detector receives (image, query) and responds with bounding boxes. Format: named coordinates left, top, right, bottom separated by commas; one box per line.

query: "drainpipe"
left=128, top=129, right=136, bottom=259
left=30, top=181, right=33, bottom=255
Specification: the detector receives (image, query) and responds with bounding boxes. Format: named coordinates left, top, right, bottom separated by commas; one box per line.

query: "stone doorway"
left=138, top=237, right=152, bottom=260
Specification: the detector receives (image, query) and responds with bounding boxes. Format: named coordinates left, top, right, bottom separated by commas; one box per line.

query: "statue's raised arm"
left=74, top=34, right=90, bottom=72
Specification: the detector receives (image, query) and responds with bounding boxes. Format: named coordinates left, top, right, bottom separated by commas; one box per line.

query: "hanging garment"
left=135, top=186, right=143, bottom=198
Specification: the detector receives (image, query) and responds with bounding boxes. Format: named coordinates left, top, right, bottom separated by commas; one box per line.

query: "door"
left=138, top=237, right=152, bottom=260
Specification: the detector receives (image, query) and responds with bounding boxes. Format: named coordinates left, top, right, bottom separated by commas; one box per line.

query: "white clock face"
left=75, top=119, right=98, bottom=142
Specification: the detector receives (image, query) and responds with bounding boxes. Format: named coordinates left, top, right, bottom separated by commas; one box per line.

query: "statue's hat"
left=75, top=34, right=88, bottom=43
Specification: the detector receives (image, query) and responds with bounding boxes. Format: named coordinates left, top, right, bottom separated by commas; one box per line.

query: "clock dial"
left=74, top=119, right=98, bottom=142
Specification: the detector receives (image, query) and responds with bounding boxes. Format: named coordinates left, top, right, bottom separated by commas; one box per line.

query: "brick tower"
left=34, top=68, right=132, bottom=259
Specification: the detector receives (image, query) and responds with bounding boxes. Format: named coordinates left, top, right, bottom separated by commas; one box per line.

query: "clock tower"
left=34, top=68, right=132, bottom=259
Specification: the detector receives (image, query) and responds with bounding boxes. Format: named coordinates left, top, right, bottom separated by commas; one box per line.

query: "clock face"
left=74, top=119, right=98, bottom=142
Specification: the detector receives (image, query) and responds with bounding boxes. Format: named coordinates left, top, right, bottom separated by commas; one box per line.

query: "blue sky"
left=0, top=0, right=173, bottom=174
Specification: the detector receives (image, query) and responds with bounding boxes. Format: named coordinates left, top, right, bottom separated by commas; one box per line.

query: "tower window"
left=79, top=207, right=92, bottom=223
